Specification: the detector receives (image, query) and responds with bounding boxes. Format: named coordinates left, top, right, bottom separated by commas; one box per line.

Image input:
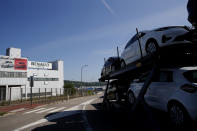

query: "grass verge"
left=0, top=112, right=7, bottom=116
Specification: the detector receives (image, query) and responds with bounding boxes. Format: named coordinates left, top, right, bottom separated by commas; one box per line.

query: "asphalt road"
left=0, top=92, right=196, bottom=131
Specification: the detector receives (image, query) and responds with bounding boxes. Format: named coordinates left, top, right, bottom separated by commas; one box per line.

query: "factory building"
left=0, top=48, right=64, bottom=101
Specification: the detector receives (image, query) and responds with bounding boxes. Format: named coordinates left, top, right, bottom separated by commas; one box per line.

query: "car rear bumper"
left=187, top=107, right=197, bottom=121
left=179, top=93, right=197, bottom=121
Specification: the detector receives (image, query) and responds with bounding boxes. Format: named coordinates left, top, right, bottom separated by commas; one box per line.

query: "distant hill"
left=64, top=80, right=106, bottom=88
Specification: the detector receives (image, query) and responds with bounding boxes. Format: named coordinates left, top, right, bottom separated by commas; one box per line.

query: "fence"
left=0, top=87, right=96, bottom=106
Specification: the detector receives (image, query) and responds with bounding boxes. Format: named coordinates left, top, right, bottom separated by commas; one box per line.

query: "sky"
left=0, top=0, right=190, bottom=82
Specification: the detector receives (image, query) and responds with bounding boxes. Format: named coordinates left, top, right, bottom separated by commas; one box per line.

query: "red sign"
left=14, top=59, right=27, bottom=70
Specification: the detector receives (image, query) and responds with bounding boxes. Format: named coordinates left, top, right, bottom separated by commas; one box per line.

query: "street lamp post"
left=81, top=65, right=88, bottom=96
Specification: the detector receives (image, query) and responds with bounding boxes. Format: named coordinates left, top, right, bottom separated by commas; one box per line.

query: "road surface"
left=0, top=92, right=196, bottom=131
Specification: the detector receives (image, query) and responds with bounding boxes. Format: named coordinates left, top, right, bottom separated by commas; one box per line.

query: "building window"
left=0, top=71, right=27, bottom=78
left=27, top=77, right=59, bottom=81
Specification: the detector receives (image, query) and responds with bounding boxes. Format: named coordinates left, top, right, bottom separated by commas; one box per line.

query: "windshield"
left=183, top=70, right=197, bottom=83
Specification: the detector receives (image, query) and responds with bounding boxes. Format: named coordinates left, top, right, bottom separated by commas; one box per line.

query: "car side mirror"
left=138, top=32, right=145, bottom=38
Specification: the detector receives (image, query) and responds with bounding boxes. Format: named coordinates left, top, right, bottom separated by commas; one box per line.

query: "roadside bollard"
left=56, top=88, right=57, bottom=97
left=21, top=88, right=23, bottom=102
left=39, top=88, right=40, bottom=99
left=67, top=95, right=69, bottom=101
left=9, top=88, right=12, bottom=105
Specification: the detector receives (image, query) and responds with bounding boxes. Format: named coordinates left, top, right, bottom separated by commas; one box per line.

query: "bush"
left=87, top=90, right=93, bottom=95
left=64, top=83, right=76, bottom=96
left=0, top=112, right=7, bottom=116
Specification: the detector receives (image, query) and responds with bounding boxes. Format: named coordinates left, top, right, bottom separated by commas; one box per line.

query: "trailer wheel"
left=146, top=39, right=159, bottom=55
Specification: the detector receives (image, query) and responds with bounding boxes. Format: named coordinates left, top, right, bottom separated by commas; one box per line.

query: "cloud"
left=100, top=0, right=115, bottom=15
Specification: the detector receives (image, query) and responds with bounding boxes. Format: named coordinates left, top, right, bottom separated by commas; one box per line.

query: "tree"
left=64, top=83, right=74, bottom=89
left=64, top=83, right=76, bottom=96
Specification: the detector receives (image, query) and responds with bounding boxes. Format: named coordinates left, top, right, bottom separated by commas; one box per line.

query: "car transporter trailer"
left=99, top=29, right=197, bottom=117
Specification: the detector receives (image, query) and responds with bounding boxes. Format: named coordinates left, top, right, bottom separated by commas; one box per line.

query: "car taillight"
left=180, top=84, right=197, bottom=93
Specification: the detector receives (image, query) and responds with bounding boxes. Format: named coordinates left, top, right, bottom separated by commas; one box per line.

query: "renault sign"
left=28, top=61, right=52, bottom=69
left=15, top=58, right=27, bottom=70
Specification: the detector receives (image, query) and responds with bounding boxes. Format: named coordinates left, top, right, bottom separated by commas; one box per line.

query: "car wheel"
left=146, top=40, right=159, bottom=55
left=128, top=92, right=135, bottom=105
left=120, top=60, right=126, bottom=69
left=168, top=103, right=189, bottom=127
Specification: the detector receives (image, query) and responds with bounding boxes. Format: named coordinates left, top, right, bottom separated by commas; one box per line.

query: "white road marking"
left=80, top=98, right=97, bottom=106
left=10, top=108, right=26, bottom=113
left=36, top=107, right=56, bottom=113
left=14, top=98, right=97, bottom=131
left=24, top=108, right=46, bottom=114
left=63, top=105, right=80, bottom=111
left=14, top=119, right=47, bottom=131
left=48, top=107, right=66, bottom=113
left=34, top=105, right=47, bottom=109
left=83, top=104, right=86, bottom=110
left=97, top=92, right=103, bottom=95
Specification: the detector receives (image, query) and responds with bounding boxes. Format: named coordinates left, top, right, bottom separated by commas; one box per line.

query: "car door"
left=121, top=34, right=138, bottom=64
left=146, top=71, right=175, bottom=111
left=131, top=73, right=149, bottom=99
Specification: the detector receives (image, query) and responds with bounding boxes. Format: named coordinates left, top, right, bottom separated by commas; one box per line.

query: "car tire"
left=168, top=103, right=190, bottom=128
left=120, top=60, right=126, bottom=69
left=145, top=40, right=159, bottom=55
left=128, top=92, right=135, bottom=105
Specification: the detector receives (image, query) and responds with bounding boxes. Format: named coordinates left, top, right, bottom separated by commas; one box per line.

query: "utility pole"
left=30, top=76, right=34, bottom=105
left=81, top=65, right=88, bottom=96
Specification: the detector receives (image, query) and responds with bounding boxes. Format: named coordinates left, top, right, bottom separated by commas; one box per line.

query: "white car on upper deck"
left=120, top=26, right=192, bottom=67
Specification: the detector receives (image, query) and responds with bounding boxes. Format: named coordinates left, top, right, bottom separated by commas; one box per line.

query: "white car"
left=101, top=57, right=120, bottom=77
left=121, top=26, right=191, bottom=67
left=127, top=67, right=197, bottom=126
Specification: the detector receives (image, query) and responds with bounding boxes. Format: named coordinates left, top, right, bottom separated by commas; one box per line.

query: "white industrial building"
left=0, top=47, right=64, bottom=101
